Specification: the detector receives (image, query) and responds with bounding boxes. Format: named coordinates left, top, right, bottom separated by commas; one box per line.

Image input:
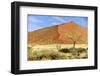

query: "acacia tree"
left=65, top=25, right=83, bottom=49
left=67, top=32, right=82, bottom=49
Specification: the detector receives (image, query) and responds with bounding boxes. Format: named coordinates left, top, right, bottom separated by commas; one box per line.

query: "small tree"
left=67, top=33, right=82, bottom=49
left=65, top=23, right=84, bottom=49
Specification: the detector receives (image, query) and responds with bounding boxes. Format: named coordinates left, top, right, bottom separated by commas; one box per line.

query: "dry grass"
left=28, top=44, right=88, bottom=61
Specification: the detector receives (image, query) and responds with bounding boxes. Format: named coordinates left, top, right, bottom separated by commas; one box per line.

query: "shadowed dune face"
left=58, top=22, right=88, bottom=44
left=28, top=22, right=88, bottom=45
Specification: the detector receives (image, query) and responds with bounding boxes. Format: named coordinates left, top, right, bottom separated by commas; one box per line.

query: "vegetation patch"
left=28, top=45, right=88, bottom=61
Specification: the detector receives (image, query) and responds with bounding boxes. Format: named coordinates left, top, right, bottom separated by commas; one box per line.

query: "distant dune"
left=28, top=21, right=88, bottom=45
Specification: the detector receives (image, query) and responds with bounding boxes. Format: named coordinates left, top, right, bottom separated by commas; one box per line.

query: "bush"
left=28, top=49, right=69, bottom=60
left=76, top=48, right=87, bottom=53
left=59, top=48, right=70, bottom=53
left=69, top=48, right=75, bottom=51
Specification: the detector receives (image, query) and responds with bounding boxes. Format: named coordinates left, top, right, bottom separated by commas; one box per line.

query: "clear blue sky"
left=28, top=15, right=88, bottom=32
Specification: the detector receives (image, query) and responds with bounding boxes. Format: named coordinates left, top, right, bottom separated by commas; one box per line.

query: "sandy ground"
left=29, top=44, right=88, bottom=51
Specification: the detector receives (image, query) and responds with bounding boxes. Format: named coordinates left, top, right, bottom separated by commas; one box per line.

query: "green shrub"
left=68, top=48, right=87, bottom=53
left=59, top=48, right=70, bottom=53
left=76, top=48, right=87, bottom=53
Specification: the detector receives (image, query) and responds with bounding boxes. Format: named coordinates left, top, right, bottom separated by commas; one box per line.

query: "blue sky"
left=28, top=15, right=88, bottom=32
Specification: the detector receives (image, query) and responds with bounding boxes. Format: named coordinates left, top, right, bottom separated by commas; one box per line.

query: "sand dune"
left=28, top=21, right=88, bottom=45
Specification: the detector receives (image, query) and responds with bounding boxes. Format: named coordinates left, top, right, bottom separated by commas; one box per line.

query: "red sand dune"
left=28, top=22, right=88, bottom=45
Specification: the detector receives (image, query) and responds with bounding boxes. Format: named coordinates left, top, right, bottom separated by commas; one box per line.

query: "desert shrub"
left=48, top=51, right=59, bottom=59
left=59, top=48, right=70, bottom=53
left=65, top=48, right=87, bottom=57
left=76, top=48, right=87, bottom=53
left=50, top=52, right=68, bottom=59
left=33, top=50, right=49, bottom=60
left=28, top=45, right=33, bottom=50
left=68, top=48, right=87, bottom=53
left=59, top=54, right=68, bottom=59
left=28, top=47, right=31, bottom=50
left=69, top=48, right=75, bottom=51
left=28, top=49, right=69, bottom=60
